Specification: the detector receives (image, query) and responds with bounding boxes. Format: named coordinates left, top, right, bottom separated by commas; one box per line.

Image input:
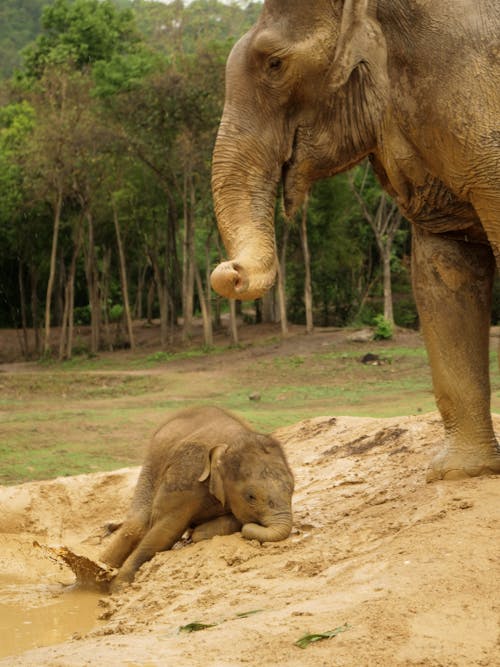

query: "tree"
left=299, top=194, right=314, bottom=333
left=349, top=163, right=403, bottom=325
left=0, top=0, right=46, bottom=79
left=11, top=0, right=150, bottom=356
left=111, top=188, right=136, bottom=351
left=285, top=174, right=376, bottom=327
left=0, top=0, right=419, bottom=357
left=22, top=66, right=106, bottom=355
left=0, top=100, right=38, bottom=353
left=21, top=0, right=139, bottom=80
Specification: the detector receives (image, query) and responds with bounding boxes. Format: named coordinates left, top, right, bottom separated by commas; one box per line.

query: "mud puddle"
left=0, top=575, right=102, bottom=659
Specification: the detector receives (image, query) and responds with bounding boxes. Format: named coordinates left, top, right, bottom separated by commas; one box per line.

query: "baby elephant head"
left=199, top=434, right=294, bottom=542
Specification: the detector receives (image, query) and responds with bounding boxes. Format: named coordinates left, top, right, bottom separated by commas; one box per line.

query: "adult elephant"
left=210, top=0, right=500, bottom=482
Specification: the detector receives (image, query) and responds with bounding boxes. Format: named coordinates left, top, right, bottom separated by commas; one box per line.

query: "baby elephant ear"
left=329, top=0, right=385, bottom=91
left=198, top=444, right=227, bottom=507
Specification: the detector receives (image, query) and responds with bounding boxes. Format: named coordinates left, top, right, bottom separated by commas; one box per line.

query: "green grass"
left=1, top=335, right=499, bottom=485
left=0, top=440, right=132, bottom=484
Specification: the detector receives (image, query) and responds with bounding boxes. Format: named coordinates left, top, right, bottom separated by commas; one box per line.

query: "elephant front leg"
left=110, top=493, right=200, bottom=592
left=412, top=227, right=500, bottom=481
left=99, top=514, right=148, bottom=569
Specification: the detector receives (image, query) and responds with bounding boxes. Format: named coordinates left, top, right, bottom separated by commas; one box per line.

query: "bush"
left=74, top=305, right=91, bottom=325
left=373, top=314, right=393, bottom=340
left=394, top=298, right=418, bottom=329
left=109, top=304, right=124, bottom=323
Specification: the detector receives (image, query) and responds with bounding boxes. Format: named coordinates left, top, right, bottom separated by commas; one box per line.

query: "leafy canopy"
left=21, top=0, right=139, bottom=78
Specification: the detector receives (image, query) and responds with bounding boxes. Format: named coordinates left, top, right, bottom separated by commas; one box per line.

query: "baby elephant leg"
left=100, top=514, right=148, bottom=569
left=110, top=516, right=187, bottom=591
left=191, top=515, right=242, bottom=543
left=110, top=496, right=199, bottom=591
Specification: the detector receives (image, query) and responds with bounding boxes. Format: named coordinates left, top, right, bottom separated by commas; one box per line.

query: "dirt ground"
left=1, top=409, right=499, bottom=666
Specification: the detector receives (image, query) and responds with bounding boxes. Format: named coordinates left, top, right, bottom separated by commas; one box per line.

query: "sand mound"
left=1, top=413, right=499, bottom=666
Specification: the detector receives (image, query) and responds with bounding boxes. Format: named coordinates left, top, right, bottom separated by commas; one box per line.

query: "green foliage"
left=0, top=0, right=46, bottom=78
left=0, top=101, right=35, bottom=221
left=373, top=314, right=393, bottom=340
left=0, top=335, right=441, bottom=482
left=21, top=0, right=139, bottom=79
left=109, top=303, right=124, bottom=322
left=74, top=305, right=91, bottom=325
left=393, top=298, right=418, bottom=329
left=295, top=624, right=350, bottom=649
left=287, top=173, right=380, bottom=327
left=178, top=622, right=217, bottom=633
left=0, top=0, right=418, bottom=353
left=92, top=49, right=161, bottom=98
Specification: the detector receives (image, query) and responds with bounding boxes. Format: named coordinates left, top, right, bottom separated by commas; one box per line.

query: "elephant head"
left=199, top=434, right=294, bottom=542
left=211, top=0, right=389, bottom=300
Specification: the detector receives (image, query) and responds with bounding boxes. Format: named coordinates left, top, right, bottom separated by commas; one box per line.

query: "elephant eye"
left=246, top=491, right=257, bottom=503
left=268, top=56, right=282, bottom=72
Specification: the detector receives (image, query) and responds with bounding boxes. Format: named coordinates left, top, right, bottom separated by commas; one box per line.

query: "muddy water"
left=0, top=576, right=101, bottom=659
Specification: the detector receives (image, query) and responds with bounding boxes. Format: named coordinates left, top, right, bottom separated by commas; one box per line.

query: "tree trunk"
left=382, top=250, right=394, bottom=325
left=166, top=194, right=180, bottom=328
left=213, top=295, right=222, bottom=329
left=261, top=291, right=275, bottom=323
left=299, top=194, right=314, bottom=334
left=134, top=264, right=147, bottom=320
left=146, top=277, right=155, bottom=325
left=149, top=249, right=169, bottom=348
left=101, top=247, right=112, bottom=351
left=43, top=188, right=63, bottom=356
left=56, top=253, right=65, bottom=328
left=276, top=261, right=288, bottom=337
left=59, top=220, right=83, bottom=360
left=66, top=269, right=76, bottom=359
left=84, top=211, right=101, bottom=355
left=182, top=167, right=196, bottom=340
left=277, top=223, right=290, bottom=336
left=229, top=299, right=239, bottom=345
left=195, top=264, right=213, bottom=347
left=349, top=165, right=402, bottom=326
left=112, top=201, right=135, bottom=350
left=30, top=265, right=41, bottom=355
left=18, top=260, right=29, bottom=358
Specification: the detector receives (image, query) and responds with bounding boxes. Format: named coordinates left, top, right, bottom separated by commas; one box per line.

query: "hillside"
left=1, top=413, right=498, bottom=665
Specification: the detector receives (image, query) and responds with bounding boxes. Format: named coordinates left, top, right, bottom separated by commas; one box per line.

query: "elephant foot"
left=426, top=445, right=500, bottom=482
left=108, top=573, right=130, bottom=595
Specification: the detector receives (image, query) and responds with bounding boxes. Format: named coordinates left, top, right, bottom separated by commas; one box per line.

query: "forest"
left=0, top=0, right=465, bottom=360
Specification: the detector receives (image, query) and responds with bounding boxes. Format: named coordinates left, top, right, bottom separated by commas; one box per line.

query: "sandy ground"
left=0, top=412, right=499, bottom=666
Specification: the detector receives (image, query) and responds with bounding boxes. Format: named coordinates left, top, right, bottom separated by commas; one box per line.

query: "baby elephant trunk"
left=241, top=513, right=293, bottom=543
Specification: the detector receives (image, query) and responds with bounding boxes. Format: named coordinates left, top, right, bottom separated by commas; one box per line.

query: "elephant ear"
left=329, top=0, right=387, bottom=91
left=198, top=444, right=227, bottom=507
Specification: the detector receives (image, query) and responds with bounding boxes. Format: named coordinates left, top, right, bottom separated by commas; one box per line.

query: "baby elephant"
left=100, top=406, right=294, bottom=590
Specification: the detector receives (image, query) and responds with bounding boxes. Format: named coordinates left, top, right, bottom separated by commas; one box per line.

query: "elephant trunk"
left=210, top=115, right=280, bottom=301
left=241, top=513, right=293, bottom=543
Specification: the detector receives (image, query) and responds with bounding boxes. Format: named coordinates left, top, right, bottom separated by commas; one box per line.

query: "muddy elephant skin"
left=100, top=406, right=294, bottom=590
left=210, top=0, right=500, bottom=482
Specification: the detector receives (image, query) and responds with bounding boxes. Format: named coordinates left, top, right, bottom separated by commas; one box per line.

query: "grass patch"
left=2, top=331, right=499, bottom=485
left=0, top=372, right=167, bottom=400
left=0, top=440, right=132, bottom=485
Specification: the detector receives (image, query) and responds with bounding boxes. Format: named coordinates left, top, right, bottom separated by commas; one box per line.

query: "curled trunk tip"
left=210, top=258, right=277, bottom=301
left=241, top=520, right=292, bottom=543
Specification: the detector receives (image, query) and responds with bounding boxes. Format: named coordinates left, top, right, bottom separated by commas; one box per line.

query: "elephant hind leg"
left=191, top=515, right=242, bottom=543
left=412, top=227, right=500, bottom=481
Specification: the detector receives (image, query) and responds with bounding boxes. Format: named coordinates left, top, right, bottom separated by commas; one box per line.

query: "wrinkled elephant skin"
left=100, top=407, right=294, bottom=591
left=210, top=0, right=500, bottom=482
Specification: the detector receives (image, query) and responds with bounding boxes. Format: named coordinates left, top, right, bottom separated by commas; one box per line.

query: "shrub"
left=373, top=314, right=393, bottom=340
